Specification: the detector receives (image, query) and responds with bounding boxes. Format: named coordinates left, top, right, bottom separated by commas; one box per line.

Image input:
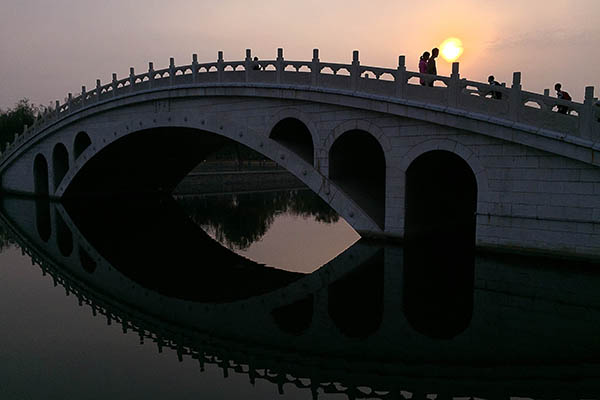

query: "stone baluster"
left=311, top=48, right=320, bottom=86
left=169, top=57, right=175, bottom=85
left=192, top=54, right=198, bottom=83
left=579, top=86, right=595, bottom=140
left=148, top=62, right=155, bottom=89
left=129, top=67, right=135, bottom=92
left=96, top=79, right=102, bottom=102
left=351, top=50, right=360, bottom=91
left=509, top=72, right=522, bottom=121
left=67, top=93, right=73, bottom=111
left=244, top=48, right=252, bottom=82
left=81, top=86, right=87, bottom=106
left=447, top=62, right=460, bottom=107
left=55, top=100, right=60, bottom=116
left=111, top=73, right=117, bottom=96
left=217, top=51, right=224, bottom=82
left=276, top=48, right=283, bottom=84
left=395, top=55, right=406, bottom=98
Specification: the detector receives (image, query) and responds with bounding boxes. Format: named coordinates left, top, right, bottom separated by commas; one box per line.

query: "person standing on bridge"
left=419, top=51, right=430, bottom=86
left=554, top=83, right=571, bottom=114
left=426, top=48, right=439, bottom=87
left=487, top=75, right=503, bottom=99
left=252, top=56, right=262, bottom=71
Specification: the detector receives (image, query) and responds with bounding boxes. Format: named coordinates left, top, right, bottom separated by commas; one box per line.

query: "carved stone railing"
left=2, top=48, right=598, bottom=163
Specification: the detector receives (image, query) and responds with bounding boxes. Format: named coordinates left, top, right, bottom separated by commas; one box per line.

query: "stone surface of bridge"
left=0, top=49, right=599, bottom=259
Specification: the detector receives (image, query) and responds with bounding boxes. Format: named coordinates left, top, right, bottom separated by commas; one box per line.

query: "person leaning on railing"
left=486, top=75, right=503, bottom=99
left=554, top=83, right=571, bottom=114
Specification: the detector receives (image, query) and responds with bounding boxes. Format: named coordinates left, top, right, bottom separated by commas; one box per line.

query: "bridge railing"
left=2, top=48, right=598, bottom=161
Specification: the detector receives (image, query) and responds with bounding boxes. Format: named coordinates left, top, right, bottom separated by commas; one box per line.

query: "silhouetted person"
left=426, top=48, right=439, bottom=86
left=252, top=56, right=261, bottom=71
left=555, top=83, right=571, bottom=114
left=487, top=75, right=503, bottom=99
left=419, top=51, right=430, bottom=86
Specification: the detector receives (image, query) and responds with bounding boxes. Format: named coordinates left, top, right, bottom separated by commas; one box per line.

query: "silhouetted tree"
left=178, top=189, right=339, bottom=250
left=0, top=99, right=40, bottom=152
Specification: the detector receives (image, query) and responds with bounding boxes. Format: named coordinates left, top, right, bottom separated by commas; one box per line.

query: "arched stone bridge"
left=1, top=48, right=599, bottom=259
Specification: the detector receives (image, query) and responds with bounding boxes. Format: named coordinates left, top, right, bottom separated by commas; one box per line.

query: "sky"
left=0, top=0, right=598, bottom=109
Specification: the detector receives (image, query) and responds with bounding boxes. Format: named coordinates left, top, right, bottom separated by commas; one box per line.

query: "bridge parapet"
left=1, top=48, right=598, bottom=163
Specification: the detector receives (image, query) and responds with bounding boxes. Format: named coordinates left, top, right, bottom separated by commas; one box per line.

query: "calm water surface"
left=1, top=187, right=600, bottom=399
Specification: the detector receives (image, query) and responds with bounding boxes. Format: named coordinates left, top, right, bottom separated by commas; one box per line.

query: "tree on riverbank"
left=0, top=99, right=39, bottom=152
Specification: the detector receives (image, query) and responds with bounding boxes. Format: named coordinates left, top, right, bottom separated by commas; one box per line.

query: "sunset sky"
left=1, top=0, right=598, bottom=109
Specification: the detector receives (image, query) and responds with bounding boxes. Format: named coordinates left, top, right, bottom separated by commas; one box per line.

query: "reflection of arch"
left=269, top=118, right=314, bottom=165
left=74, top=131, right=92, bottom=160
left=52, top=143, right=69, bottom=190
left=56, top=212, right=73, bottom=257
left=403, top=150, right=476, bottom=339
left=35, top=199, right=51, bottom=242
left=271, top=294, right=313, bottom=335
left=329, top=130, right=386, bottom=228
left=33, top=154, right=49, bottom=196
left=79, top=246, right=97, bottom=273
left=328, top=249, right=384, bottom=338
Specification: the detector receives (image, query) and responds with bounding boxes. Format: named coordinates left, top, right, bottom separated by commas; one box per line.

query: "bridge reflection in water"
left=2, top=193, right=600, bottom=399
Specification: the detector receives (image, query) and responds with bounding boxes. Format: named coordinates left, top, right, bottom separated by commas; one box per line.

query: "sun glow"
left=440, top=37, right=464, bottom=62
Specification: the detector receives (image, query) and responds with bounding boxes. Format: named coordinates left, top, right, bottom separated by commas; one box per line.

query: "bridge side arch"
left=265, top=108, right=320, bottom=167
left=399, top=139, right=490, bottom=215
left=328, top=126, right=387, bottom=229
left=324, top=119, right=391, bottom=162
left=73, top=131, right=92, bottom=160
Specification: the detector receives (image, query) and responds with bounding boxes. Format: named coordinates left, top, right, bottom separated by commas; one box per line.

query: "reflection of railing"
left=2, top=48, right=598, bottom=164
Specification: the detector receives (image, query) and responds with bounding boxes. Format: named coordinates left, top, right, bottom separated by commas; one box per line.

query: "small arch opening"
left=74, top=131, right=92, bottom=160
left=269, top=118, right=314, bottom=165
left=403, top=150, right=477, bottom=339
left=34, top=154, right=49, bottom=196
left=329, top=130, right=385, bottom=228
left=52, top=143, right=69, bottom=190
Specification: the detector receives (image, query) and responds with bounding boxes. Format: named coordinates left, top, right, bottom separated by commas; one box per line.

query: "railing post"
left=96, top=79, right=101, bottom=102
left=67, top=93, right=73, bottom=111
left=395, top=55, right=406, bottom=98
left=217, top=51, right=224, bottom=82
left=169, top=57, right=175, bottom=85
left=543, top=88, right=550, bottom=97
left=112, top=73, right=117, bottom=97
left=447, top=62, right=460, bottom=107
left=580, top=86, right=595, bottom=140
left=192, top=54, right=198, bottom=83
left=509, top=72, right=522, bottom=121
left=311, top=48, right=320, bottom=87
left=81, top=86, right=86, bottom=106
left=129, top=67, right=135, bottom=92
left=276, top=48, right=283, bottom=84
left=245, top=48, right=252, bottom=82
left=351, top=50, right=360, bottom=91
left=55, top=100, right=60, bottom=116
left=148, top=62, right=155, bottom=89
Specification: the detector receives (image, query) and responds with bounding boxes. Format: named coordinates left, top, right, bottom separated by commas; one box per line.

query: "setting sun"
left=440, top=37, right=464, bottom=62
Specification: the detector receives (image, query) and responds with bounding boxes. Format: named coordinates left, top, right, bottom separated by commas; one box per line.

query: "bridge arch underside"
left=65, top=127, right=231, bottom=198
left=329, top=129, right=385, bottom=229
